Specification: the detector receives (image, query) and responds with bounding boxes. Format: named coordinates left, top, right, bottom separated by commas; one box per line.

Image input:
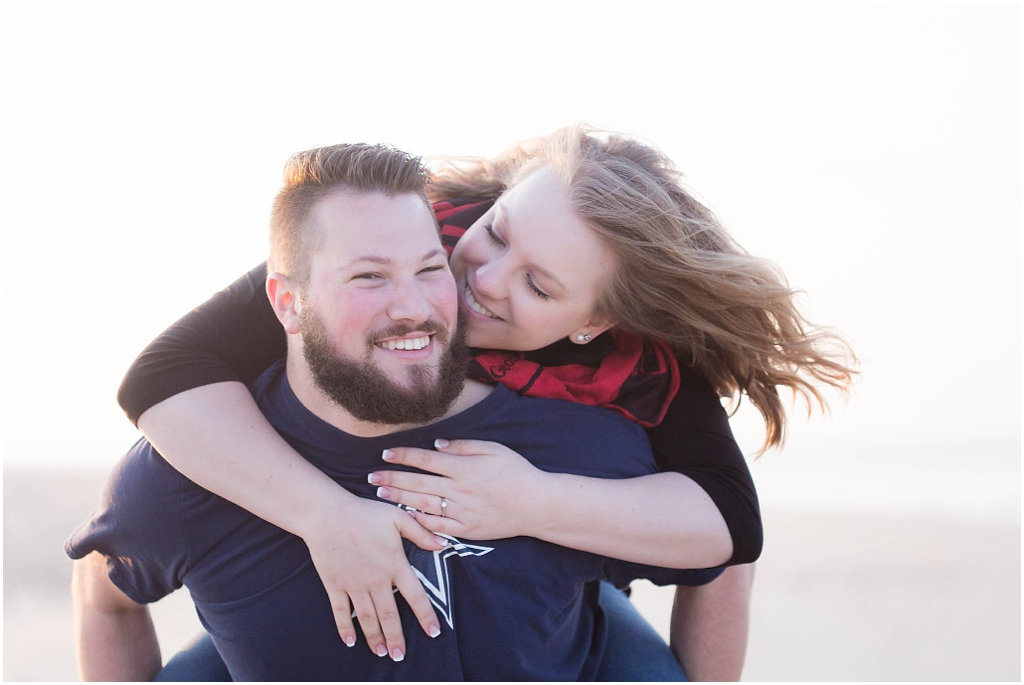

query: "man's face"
left=298, top=191, right=467, bottom=424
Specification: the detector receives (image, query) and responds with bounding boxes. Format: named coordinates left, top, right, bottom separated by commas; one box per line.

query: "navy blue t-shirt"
left=67, top=361, right=721, bottom=681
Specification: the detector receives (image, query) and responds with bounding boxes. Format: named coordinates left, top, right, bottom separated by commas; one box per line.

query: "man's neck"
left=286, top=355, right=494, bottom=438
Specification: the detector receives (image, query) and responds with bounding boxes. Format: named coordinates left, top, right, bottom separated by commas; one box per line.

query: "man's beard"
left=300, top=306, right=470, bottom=425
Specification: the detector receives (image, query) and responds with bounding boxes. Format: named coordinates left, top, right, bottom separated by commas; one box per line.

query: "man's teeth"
left=379, top=336, right=430, bottom=351
left=465, top=285, right=500, bottom=319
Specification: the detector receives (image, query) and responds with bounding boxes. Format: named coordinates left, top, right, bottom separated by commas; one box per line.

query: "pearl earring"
left=576, top=333, right=592, bottom=342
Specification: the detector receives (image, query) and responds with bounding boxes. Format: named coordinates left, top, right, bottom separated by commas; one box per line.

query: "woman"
left=120, top=126, right=854, bottom=679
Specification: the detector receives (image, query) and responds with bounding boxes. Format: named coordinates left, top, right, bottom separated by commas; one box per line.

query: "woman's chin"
left=466, top=329, right=499, bottom=350
left=467, top=324, right=515, bottom=352
left=467, top=327, right=558, bottom=353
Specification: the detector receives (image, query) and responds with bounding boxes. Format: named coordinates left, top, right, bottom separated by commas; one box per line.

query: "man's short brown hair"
left=269, top=143, right=431, bottom=285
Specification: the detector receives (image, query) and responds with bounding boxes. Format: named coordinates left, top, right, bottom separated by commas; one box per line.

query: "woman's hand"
left=300, top=490, right=448, bottom=662
left=369, top=439, right=548, bottom=540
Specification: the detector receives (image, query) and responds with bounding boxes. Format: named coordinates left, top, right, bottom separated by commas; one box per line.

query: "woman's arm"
left=646, top=365, right=763, bottom=565
left=372, top=441, right=732, bottom=568
left=532, top=470, right=732, bottom=567
left=119, top=265, right=446, bottom=661
left=371, top=366, right=761, bottom=569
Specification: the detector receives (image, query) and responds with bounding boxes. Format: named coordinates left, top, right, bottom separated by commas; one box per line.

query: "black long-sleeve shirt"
left=117, top=262, right=762, bottom=564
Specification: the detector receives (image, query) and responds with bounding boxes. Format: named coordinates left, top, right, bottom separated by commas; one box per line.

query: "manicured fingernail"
left=382, top=449, right=396, bottom=461
left=429, top=624, right=441, bottom=638
left=344, top=636, right=355, bottom=647
left=367, top=473, right=382, bottom=485
left=434, top=535, right=448, bottom=546
left=376, top=486, right=392, bottom=499
left=434, top=438, right=449, bottom=449
left=391, top=648, right=405, bottom=662
left=375, top=644, right=388, bottom=657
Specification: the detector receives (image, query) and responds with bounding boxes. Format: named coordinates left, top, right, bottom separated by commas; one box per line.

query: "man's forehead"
left=315, top=189, right=435, bottom=234
left=311, top=190, right=441, bottom=263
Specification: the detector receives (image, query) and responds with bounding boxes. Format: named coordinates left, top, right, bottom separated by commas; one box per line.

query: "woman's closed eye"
left=484, top=224, right=505, bottom=247
left=483, top=222, right=549, bottom=299
left=525, top=274, right=551, bottom=300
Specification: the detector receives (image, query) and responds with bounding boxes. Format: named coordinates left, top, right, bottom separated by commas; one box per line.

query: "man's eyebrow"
left=420, top=248, right=447, bottom=262
left=496, top=203, right=567, bottom=292
left=342, top=248, right=446, bottom=269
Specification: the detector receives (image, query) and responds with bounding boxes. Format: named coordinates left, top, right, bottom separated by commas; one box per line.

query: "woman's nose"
left=473, top=255, right=510, bottom=301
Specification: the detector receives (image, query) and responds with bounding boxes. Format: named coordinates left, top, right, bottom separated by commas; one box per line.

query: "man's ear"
left=266, top=271, right=302, bottom=335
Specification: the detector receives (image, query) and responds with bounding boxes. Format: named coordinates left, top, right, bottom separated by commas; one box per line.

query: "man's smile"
left=376, top=334, right=432, bottom=351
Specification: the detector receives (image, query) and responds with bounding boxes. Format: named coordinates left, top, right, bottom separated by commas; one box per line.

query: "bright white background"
left=2, top=2, right=1020, bottom=521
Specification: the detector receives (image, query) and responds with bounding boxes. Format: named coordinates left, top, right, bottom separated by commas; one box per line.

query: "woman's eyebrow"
left=497, top=203, right=567, bottom=293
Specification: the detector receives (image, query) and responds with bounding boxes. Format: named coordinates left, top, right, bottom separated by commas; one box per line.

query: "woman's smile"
left=462, top=282, right=502, bottom=320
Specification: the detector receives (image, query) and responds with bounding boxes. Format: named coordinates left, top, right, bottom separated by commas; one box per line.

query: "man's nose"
left=387, top=278, right=433, bottom=323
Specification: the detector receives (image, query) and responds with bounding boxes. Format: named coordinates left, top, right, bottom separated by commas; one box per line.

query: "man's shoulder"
left=501, top=391, right=648, bottom=434
left=478, top=390, right=654, bottom=478
left=64, top=436, right=194, bottom=602
left=103, top=437, right=186, bottom=501
left=246, top=359, right=315, bottom=439
left=93, top=438, right=195, bottom=533
left=248, top=358, right=288, bottom=404
left=80, top=433, right=221, bottom=549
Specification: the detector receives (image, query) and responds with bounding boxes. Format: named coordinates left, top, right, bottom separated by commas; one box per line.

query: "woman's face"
left=449, top=166, right=617, bottom=351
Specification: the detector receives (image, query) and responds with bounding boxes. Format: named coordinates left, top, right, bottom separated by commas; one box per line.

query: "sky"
left=2, top=2, right=1020, bottom=518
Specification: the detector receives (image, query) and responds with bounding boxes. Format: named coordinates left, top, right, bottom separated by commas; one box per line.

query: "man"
left=68, top=143, right=718, bottom=680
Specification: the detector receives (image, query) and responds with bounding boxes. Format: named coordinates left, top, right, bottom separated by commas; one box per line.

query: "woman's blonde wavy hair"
left=427, top=125, right=857, bottom=452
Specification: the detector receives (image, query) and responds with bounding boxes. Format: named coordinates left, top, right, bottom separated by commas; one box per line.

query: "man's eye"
left=484, top=225, right=506, bottom=247
left=418, top=265, right=446, bottom=274
left=354, top=273, right=382, bottom=280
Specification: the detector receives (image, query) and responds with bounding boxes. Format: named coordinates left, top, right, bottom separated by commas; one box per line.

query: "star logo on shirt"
left=397, top=504, right=494, bottom=630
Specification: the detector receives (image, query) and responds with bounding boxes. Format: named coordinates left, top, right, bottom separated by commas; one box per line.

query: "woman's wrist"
left=290, top=475, right=366, bottom=541
left=518, top=469, right=564, bottom=539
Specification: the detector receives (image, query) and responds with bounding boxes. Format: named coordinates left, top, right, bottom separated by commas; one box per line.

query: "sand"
left=3, top=466, right=1020, bottom=681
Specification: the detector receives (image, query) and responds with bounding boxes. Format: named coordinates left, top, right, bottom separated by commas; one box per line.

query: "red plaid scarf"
left=434, top=199, right=680, bottom=428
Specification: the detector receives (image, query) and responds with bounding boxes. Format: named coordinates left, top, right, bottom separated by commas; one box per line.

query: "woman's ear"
left=571, top=317, right=617, bottom=345
left=266, top=271, right=302, bottom=335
